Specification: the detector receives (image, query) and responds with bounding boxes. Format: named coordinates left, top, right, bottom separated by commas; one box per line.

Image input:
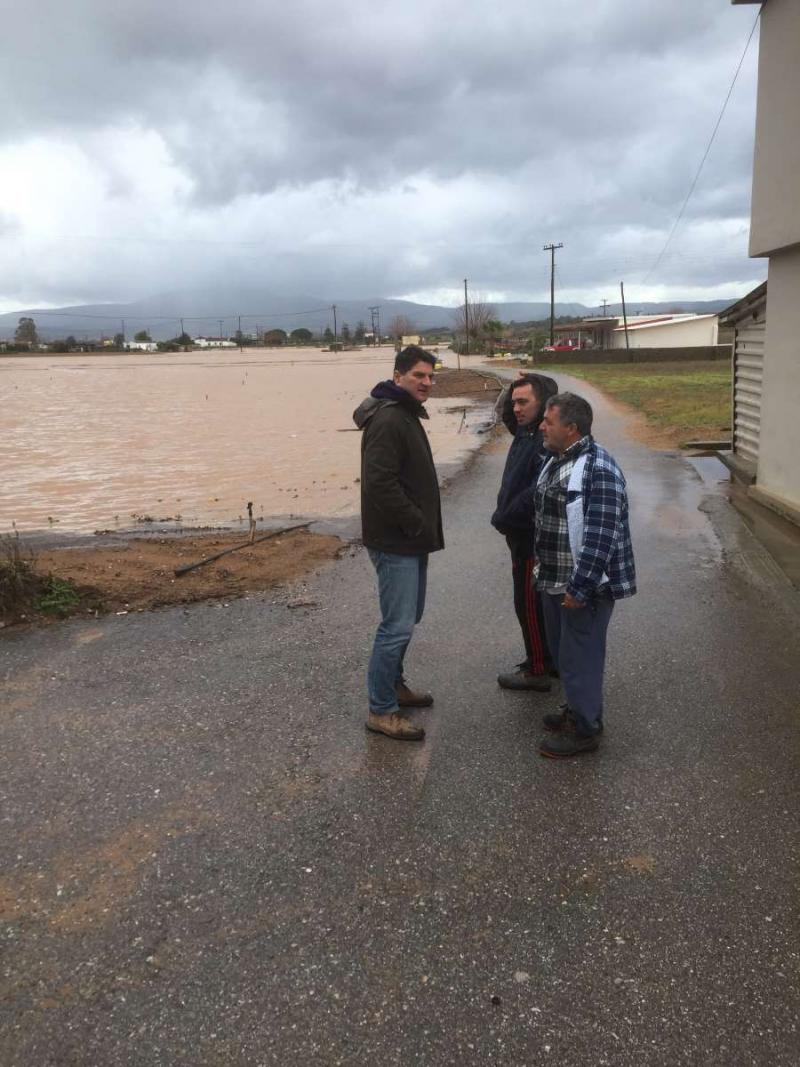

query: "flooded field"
left=1, top=346, right=495, bottom=535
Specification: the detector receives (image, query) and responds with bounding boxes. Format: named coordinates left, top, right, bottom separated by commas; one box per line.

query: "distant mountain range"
left=0, top=288, right=741, bottom=341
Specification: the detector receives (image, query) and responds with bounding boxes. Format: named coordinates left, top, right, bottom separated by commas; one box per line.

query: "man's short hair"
left=395, top=345, right=436, bottom=374
left=511, top=373, right=558, bottom=404
left=546, top=392, right=593, bottom=436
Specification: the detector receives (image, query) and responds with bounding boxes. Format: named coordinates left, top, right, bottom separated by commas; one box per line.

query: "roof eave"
left=718, top=281, right=768, bottom=325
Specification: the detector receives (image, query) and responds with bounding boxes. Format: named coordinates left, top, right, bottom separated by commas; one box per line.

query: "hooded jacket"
left=490, top=374, right=559, bottom=546
left=353, top=381, right=444, bottom=556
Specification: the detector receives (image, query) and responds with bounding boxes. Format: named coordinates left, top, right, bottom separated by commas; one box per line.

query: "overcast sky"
left=0, top=0, right=765, bottom=311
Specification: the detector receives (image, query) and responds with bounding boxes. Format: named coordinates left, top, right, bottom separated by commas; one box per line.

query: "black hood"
left=370, top=380, right=411, bottom=403
left=352, top=380, right=428, bottom=430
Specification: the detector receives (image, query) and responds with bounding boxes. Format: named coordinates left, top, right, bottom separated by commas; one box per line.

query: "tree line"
left=4, top=308, right=577, bottom=353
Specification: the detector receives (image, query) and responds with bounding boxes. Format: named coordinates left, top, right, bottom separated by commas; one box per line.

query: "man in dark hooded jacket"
left=491, top=373, right=558, bottom=690
left=352, top=346, right=443, bottom=741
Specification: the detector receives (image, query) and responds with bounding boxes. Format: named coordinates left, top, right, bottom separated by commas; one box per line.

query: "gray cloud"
left=0, top=0, right=765, bottom=309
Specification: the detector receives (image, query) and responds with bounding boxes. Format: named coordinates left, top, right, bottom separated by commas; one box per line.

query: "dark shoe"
left=497, top=669, right=552, bottom=692
left=539, top=730, right=599, bottom=758
left=543, top=703, right=572, bottom=732
left=396, top=682, right=433, bottom=708
left=544, top=703, right=604, bottom=734
left=365, top=711, right=425, bottom=741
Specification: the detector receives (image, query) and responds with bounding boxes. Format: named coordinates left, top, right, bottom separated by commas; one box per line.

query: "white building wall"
left=612, top=317, right=718, bottom=349
left=747, top=0, right=800, bottom=257
left=750, top=247, right=800, bottom=519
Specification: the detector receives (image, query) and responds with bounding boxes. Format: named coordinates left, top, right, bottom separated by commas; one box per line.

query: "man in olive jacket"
left=353, top=346, right=443, bottom=741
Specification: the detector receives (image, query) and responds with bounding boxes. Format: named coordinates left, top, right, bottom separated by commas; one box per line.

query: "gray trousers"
left=541, top=590, right=615, bottom=736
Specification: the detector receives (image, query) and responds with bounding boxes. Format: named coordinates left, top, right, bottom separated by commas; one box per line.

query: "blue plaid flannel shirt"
left=534, top=437, right=584, bottom=591
left=535, top=436, right=637, bottom=602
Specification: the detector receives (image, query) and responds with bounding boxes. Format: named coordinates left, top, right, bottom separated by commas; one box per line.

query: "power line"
left=16, top=231, right=756, bottom=257
left=642, top=7, right=762, bottom=286
left=15, top=233, right=575, bottom=252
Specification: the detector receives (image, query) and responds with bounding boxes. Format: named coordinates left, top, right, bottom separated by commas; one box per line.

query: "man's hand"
left=562, top=592, right=584, bottom=610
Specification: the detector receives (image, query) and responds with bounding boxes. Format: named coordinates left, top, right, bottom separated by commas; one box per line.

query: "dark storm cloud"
left=0, top=0, right=764, bottom=306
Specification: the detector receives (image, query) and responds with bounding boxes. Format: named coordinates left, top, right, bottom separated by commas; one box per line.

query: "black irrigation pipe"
left=173, top=522, right=311, bottom=578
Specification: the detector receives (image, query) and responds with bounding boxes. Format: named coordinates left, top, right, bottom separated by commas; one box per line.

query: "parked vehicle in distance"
left=542, top=341, right=579, bottom=352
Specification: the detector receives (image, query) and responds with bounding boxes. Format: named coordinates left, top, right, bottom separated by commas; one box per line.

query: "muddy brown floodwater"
left=1, top=347, right=496, bottom=535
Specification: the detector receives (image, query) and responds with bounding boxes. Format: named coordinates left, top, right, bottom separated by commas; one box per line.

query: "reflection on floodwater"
left=1, top=347, right=489, bottom=534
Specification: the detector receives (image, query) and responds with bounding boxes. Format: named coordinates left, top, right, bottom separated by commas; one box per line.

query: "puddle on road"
left=686, top=455, right=731, bottom=488
left=728, top=483, right=800, bottom=590
left=686, top=457, right=800, bottom=589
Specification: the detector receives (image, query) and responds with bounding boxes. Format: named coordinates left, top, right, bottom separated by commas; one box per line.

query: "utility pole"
left=218, top=319, right=224, bottom=345
left=620, top=282, right=630, bottom=350
left=601, top=299, right=608, bottom=318
left=543, top=243, right=563, bottom=346
left=238, top=315, right=242, bottom=351
left=180, top=317, right=185, bottom=337
left=369, top=305, right=380, bottom=347
left=121, top=319, right=125, bottom=344
left=462, top=278, right=469, bottom=367
left=332, top=305, right=338, bottom=346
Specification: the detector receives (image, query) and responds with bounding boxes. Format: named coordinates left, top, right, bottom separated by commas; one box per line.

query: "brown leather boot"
left=365, top=712, right=425, bottom=741
left=396, top=682, right=434, bottom=708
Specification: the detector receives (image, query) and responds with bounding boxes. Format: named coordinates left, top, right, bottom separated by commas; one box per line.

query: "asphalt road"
left=2, top=375, right=800, bottom=1066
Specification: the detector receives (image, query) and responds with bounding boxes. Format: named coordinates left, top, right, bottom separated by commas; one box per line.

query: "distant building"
left=611, top=314, right=719, bottom=349
left=725, top=0, right=799, bottom=524
left=401, top=335, right=422, bottom=347
left=193, top=337, right=236, bottom=349
left=555, top=313, right=719, bottom=350
left=124, top=340, right=158, bottom=352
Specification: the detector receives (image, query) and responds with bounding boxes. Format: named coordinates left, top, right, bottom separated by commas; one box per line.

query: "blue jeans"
left=367, top=550, right=428, bottom=714
left=541, top=590, right=615, bottom=736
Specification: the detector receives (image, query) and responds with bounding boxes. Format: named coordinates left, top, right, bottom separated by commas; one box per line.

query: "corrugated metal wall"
left=733, top=306, right=766, bottom=465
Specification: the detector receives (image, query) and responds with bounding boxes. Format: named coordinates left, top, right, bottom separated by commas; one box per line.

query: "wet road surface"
left=2, top=375, right=799, bottom=1065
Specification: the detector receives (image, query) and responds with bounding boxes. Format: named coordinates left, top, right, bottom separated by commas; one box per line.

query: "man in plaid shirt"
left=534, top=392, right=636, bottom=758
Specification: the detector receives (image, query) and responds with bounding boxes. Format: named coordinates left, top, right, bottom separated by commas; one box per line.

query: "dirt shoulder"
left=3, top=529, right=344, bottom=628
left=433, top=366, right=502, bottom=399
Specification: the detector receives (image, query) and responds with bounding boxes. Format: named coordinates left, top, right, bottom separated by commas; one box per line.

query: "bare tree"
left=452, top=299, right=496, bottom=346
left=15, top=316, right=38, bottom=345
left=388, top=315, right=415, bottom=340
